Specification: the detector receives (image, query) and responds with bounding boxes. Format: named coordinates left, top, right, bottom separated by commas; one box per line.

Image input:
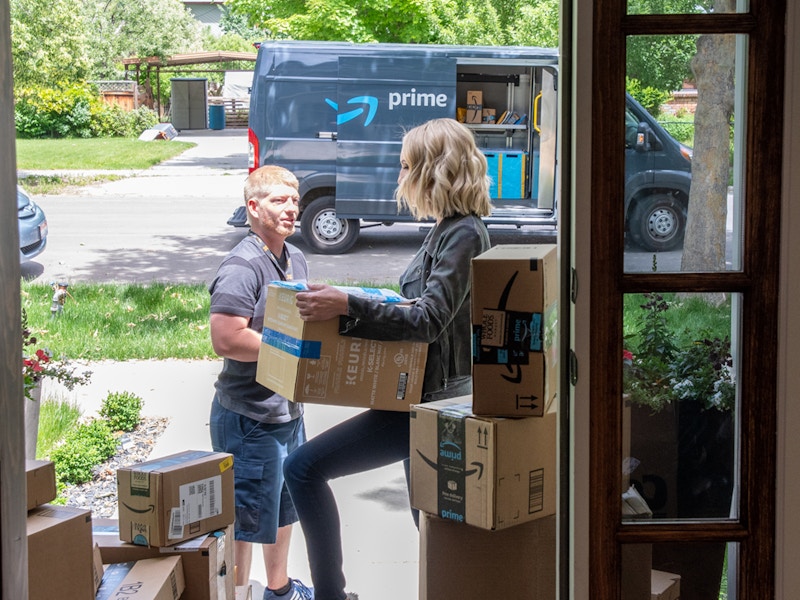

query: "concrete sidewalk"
left=46, top=359, right=419, bottom=600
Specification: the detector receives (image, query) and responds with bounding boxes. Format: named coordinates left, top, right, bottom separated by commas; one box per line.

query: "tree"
left=81, top=0, right=204, bottom=80
left=680, top=1, right=736, bottom=276
left=226, top=0, right=557, bottom=46
left=10, top=0, right=91, bottom=87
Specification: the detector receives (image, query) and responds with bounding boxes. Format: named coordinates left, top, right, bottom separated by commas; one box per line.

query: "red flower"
left=623, top=349, right=634, bottom=362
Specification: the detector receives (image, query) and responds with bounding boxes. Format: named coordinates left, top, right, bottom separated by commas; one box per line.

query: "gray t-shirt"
left=209, top=233, right=308, bottom=423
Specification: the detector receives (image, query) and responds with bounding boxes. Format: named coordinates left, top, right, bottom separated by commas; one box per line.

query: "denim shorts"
left=209, top=396, right=306, bottom=544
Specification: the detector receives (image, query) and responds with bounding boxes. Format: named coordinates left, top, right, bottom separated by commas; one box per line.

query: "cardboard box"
left=466, top=90, right=483, bottom=123
left=481, top=108, right=496, bottom=124
left=93, top=520, right=234, bottom=600
left=26, top=459, right=57, bottom=510
left=95, top=556, right=185, bottom=600
left=117, top=450, right=235, bottom=547
left=410, top=395, right=556, bottom=530
left=471, top=244, right=558, bottom=417
left=419, top=512, right=556, bottom=600
left=256, top=283, right=427, bottom=411
left=651, top=570, right=681, bottom=600
left=93, top=543, right=105, bottom=593
left=27, top=505, right=95, bottom=600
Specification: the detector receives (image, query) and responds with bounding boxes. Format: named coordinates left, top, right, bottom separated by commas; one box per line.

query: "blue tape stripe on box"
left=262, top=327, right=322, bottom=359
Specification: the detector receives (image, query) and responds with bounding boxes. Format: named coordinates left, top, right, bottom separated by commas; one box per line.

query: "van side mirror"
left=635, top=122, right=663, bottom=153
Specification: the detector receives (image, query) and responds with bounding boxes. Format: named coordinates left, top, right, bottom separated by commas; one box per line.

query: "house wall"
left=777, top=0, right=800, bottom=595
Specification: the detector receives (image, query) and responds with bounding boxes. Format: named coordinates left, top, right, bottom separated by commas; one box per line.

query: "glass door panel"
left=624, top=34, right=747, bottom=274
left=621, top=292, right=740, bottom=521
left=622, top=542, right=739, bottom=600
left=627, top=0, right=749, bottom=15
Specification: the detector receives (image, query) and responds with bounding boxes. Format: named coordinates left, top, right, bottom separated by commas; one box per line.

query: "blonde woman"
left=284, top=118, right=492, bottom=600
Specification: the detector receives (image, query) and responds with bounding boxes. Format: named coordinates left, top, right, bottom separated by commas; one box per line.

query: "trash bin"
left=208, top=104, right=226, bottom=130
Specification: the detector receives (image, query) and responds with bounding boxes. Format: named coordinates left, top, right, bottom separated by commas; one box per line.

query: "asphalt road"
left=19, top=128, right=701, bottom=286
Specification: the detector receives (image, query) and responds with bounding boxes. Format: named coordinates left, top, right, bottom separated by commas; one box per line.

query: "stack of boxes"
left=26, top=459, right=98, bottom=600
left=25, top=451, right=240, bottom=599
left=409, top=244, right=560, bottom=600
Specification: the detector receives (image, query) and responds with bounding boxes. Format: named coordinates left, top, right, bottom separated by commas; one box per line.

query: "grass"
left=36, top=393, right=82, bottom=459
left=623, top=292, right=732, bottom=346
left=21, top=282, right=214, bottom=361
left=15, top=138, right=194, bottom=170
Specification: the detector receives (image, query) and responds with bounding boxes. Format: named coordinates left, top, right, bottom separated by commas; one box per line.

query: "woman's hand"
left=295, top=283, right=349, bottom=321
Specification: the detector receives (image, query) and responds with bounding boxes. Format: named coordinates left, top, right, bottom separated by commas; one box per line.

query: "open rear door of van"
left=335, top=55, right=457, bottom=220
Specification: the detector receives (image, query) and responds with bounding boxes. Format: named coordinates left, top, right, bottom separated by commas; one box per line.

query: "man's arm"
left=210, top=313, right=262, bottom=362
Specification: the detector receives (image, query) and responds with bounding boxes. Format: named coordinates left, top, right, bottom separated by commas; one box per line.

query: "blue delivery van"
left=233, top=41, right=691, bottom=254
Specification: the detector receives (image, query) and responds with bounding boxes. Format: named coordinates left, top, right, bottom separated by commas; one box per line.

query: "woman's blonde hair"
left=395, top=118, right=492, bottom=220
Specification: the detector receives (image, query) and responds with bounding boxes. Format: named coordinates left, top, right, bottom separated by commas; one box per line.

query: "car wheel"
left=628, top=193, right=687, bottom=252
left=300, top=196, right=360, bottom=254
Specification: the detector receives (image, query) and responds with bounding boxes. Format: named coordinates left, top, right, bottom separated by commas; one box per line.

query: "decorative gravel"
left=62, top=415, right=170, bottom=518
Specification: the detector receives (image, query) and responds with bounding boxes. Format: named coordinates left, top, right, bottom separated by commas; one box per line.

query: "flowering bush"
left=623, top=293, right=736, bottom=413
left=22, top=309, right=91, bottom=401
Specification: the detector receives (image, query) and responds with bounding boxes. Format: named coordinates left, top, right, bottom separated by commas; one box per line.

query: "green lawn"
left=16, top=138, right=194, bottom=170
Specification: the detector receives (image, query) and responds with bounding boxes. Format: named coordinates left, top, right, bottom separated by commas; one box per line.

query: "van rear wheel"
left=300, top=196, right=360, bottom=254
left=628, top=193, right=686, bottom=252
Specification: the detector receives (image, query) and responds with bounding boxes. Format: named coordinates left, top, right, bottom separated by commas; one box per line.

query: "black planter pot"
left=628, top=400, right=735, bottom=600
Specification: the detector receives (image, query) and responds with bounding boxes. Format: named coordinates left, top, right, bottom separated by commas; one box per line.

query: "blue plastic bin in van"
left=482, top=150, right=527, bottom=199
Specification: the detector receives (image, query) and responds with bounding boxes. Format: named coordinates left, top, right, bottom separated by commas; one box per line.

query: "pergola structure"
left=120, top=51, right=257, bottom=116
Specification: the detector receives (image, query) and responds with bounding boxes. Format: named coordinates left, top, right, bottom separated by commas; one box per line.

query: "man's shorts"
left=209, top=397, right=306, bottom=544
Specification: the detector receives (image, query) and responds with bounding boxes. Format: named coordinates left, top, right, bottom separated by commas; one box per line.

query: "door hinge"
left=570, top=267, right=578, bottom=303
left=568, top=349, right=578, bottom=386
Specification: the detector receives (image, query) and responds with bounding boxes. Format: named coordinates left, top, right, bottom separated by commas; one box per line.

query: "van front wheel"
left=300, top=196, right=360, bottom=254
left=628, top=193, right=686, bottom=252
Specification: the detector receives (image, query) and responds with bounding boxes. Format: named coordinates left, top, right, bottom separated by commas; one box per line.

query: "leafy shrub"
left=51, top=419, right=117, bottom=484
left=657, top=111, right=695, bottom=147
left=626, top=77, right=671, bottom=117
left=15, top=82, right=158, bottom=139
left=15, top=82, right=102, bottom=138
left=99, top=391, right=144, bottom=432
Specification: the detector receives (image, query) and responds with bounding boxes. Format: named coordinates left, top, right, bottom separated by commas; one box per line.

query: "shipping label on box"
left=410, top=395, right=556, bottom=530
left=93, top=519, right=234, bottom=600
left=27, top=504, right=95, bottom=600
left=96, top=556, right=185, bottom=600
left=26, top=459, right=57, bottom=510
left=117, top=450, right=234, bottom=547
left=256, top=284, right=427, bottom=411
left=471, top=244, right=558, bottom=417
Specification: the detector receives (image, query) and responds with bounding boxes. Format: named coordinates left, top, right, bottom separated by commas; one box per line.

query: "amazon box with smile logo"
left=117, top=450, right=234, bottom=547
left=409, top=395, right=556, bottom=530
left=471, top=244, right=558, bottom=417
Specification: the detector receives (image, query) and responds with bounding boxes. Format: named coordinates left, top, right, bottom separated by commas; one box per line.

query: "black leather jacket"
left=341, top=214, right=490, bottom=398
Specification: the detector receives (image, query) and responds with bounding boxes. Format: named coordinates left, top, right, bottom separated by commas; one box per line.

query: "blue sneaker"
left=263, top=579, right=314, bottom=600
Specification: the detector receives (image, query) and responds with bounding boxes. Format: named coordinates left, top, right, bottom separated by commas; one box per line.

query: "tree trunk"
left=680, top=0, right=736, bottom=275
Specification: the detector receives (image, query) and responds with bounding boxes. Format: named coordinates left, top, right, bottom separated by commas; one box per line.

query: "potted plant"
left=22, top=309, right=92, bottom=459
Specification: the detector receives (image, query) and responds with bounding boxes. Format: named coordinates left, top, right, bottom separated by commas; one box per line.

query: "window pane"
left=622, top=292, right=740, bottom=521
left=624, top=34, right=747, bottom=273
left=627, top=0, right=748, bottom=15
left=622, top=542, right=738, bottom=600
